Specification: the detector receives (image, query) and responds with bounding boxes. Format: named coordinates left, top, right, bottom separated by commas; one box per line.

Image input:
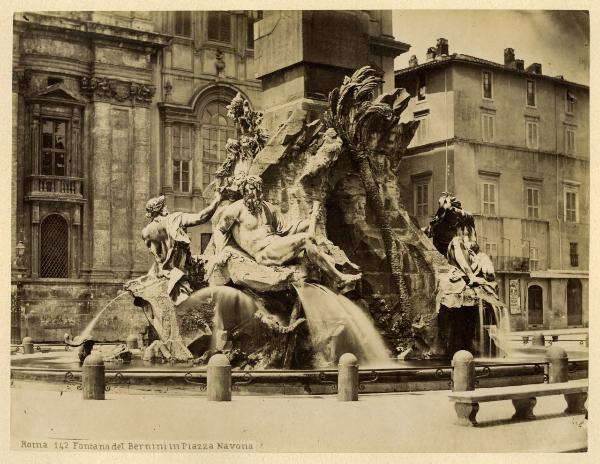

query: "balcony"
left=490, top=256, right=546, bottom=273
left=26, top=175, right=85, bottom=203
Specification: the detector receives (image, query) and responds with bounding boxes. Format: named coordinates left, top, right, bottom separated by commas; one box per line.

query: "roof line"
left=395, top=54, right=588, bottom=89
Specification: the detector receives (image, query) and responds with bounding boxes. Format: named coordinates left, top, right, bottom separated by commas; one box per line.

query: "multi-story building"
left=395, top=39, right=589, bottom=331
left=11, top=10, right=401, bottom=342
left=11, top=11, right=264, bottom=342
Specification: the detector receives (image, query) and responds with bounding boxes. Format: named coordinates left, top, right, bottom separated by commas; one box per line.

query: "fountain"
left=11, top=67, right=588, bottom=393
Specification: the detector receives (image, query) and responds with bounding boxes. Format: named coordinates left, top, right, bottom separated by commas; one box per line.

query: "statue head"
left=145, top=195, right=168, bottom=219
left=242, top=175, right=263, bottom=215
left=438, top=192, right=462, bottom=210
left=219, top=173, right=246, bottom=201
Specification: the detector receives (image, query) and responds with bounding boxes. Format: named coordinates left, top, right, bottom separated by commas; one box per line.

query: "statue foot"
left=337, top=273, right=362, bottom=294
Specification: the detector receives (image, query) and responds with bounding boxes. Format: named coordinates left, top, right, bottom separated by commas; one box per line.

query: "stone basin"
left=11, top=344, right=588, bottom=396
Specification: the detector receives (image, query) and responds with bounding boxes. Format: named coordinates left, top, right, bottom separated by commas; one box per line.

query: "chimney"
left=504, top=48, right=515, bottom=66
left=526, top=63, right=542, bottom=74
left=515, top=59, right=524, bottom=71
left=426, top=47, right=437, bottom=61
left=436, top=38, right=449, bottom=56
left=409, top=55, right=419, bottom=67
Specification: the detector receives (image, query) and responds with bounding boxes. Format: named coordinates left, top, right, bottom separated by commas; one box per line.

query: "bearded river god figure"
left=208, top=175, right=361, bottom=293
left=121, top=75, right=442, bottom=366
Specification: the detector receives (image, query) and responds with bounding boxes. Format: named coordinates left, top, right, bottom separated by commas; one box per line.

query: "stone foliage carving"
left=80, top=76, right=156, bottom=106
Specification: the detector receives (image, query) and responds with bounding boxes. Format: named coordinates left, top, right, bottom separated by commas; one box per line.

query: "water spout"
left=294, top=283, right=392, bottom=368
left=78, top=291, right=129, bottom=341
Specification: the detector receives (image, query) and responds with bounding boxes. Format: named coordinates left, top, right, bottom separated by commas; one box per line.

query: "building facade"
left=395, top=40, right=589, bottom=331
left=11, top=11, right=263, bottom=342
left=11, top=10, right=401, bottom=342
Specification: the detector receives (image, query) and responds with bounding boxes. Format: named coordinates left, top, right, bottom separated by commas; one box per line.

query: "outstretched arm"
left=213, top=204, right=240, bottom=256
left=180, top=193, right=222, bottom=228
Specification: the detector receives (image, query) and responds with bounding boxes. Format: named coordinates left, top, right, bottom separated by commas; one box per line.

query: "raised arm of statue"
left=180, top=192, right=222, bottom=228
left=213, top=202, right=240, bottom=255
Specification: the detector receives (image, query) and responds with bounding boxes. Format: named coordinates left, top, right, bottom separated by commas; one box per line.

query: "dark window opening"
left=40, top=214, right=69, bottom=278
left=417, top=75, right=426, bottom=101
left=567, top=279, right=583, bottom=326
left=47, top=77, right=64, bottom=86
left=247, top=11, right=263, bottom=49
left=527, top=285, right=543, bottom=325
left=482, top=71, right=493, bottom=99
left=526, top=79, right=536, bottom=106
left=175, top=11, right=192, bottom=37
left=41, top=118, right=68, bottom=176
left=570, top=242, right=579, bottom=267
left=208, top=11, right=231, bottom=43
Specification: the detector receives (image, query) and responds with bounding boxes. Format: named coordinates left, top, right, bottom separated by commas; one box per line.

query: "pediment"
left=29, top=84, right=86, bottom=104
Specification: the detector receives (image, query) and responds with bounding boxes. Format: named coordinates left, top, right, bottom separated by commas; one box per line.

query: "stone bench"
left=448, top=378, right=588, bottom=426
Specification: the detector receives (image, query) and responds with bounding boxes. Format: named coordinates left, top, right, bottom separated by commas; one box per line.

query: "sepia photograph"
left=5, top=2, right=592, bottom=460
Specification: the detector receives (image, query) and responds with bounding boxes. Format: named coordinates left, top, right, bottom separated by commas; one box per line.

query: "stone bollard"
left=451, top=350, right=475, bottom=392
left=545, top=346, right=568, bottom=383
left=22, top=337, right=34, bottom=354
left=531, top=333, right=545, bottom=346
left=337, top=353, right=359, bottom=401
left=126, top=334, right=139, bottom=350
left=207, top=354, right=231, bottom=401
left=82, top=352, right=105, bottom=400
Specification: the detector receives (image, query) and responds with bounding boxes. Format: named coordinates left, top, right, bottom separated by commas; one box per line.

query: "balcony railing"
left=27, top=175, right=84, bottom=202
left=489, top=256, right=546, bottom=272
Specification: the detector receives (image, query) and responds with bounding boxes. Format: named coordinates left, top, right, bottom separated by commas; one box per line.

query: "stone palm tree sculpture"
left=324, top=66, right=420, bottom=315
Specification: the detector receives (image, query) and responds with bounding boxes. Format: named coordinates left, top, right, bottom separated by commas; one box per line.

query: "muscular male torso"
left=222, top=200, right=280, bottom=257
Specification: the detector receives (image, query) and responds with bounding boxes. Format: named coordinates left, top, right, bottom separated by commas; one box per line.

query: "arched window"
left=527, top=285, right=543, bottom=325
left=200, top=101, right=236, bottom=190
left=567, top=279, right=583, bottom=326
left=40, top=214, right=69, bottom=278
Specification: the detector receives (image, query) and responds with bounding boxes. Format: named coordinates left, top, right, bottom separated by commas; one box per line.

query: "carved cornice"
left=15, top=12, right=172, bottom=50
left=80, top=76, right=156, bottom=106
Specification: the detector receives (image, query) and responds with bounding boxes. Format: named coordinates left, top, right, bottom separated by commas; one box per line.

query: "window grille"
left=40, top=215, right=69, bottom=278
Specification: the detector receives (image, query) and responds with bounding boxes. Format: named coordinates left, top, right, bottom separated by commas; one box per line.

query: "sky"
left=393, top=10, right=590, bottom=85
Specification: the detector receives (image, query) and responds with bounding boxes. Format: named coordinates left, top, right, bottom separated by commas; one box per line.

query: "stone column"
left=132, top=106, right=151, bottom=275
left=90, top=102, right=113, bottom=277
left=71, top=108, right=82, bottom=278
left=71, top=107, right=81, bottom=177
left=80, top=106, right=93, bottom=274
left=108, top=107, right=131, bottom=277
left=29, top=104, right=41, bottom=277
left=71, top=205, right=80, bottom=278
left=30, top=203, right=39, bottom=278
left=192, top=124, right=204, bottom=210
left=11, top=88, right=18, bottom=264
left=162, top=122, right=174, bottom=195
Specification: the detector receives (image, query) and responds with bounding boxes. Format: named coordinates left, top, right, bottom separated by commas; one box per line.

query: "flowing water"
left=182, top=285, right=264, bottom=350
left=480, top=301, right=516, bottom=358
left=294, top=282, right=392, bottom=367
left=78, top=291, right=129, bottom=341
